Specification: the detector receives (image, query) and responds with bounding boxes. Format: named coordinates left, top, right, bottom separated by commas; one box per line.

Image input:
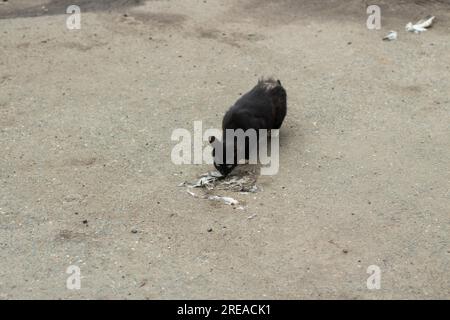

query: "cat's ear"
left=208, top=136, right=216, bottom=144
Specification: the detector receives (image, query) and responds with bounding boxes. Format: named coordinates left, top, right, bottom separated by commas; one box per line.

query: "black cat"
left=209, top=77, right=287, bottom=177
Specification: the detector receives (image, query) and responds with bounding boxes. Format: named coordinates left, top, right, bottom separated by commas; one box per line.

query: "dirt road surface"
left=1, top=0, right=449, bottom=299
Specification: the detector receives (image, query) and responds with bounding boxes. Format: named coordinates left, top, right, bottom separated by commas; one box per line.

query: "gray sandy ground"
left=0, top=0, right=449, bottom=299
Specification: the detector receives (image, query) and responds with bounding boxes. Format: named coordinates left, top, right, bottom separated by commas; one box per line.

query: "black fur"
left=210, top=78, right=287, bottom=176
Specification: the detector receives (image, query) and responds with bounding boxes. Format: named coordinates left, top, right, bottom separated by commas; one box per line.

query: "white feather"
left=383, top=31, right=397, bottom=41
left=406, top=16, right=435, bottom=33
